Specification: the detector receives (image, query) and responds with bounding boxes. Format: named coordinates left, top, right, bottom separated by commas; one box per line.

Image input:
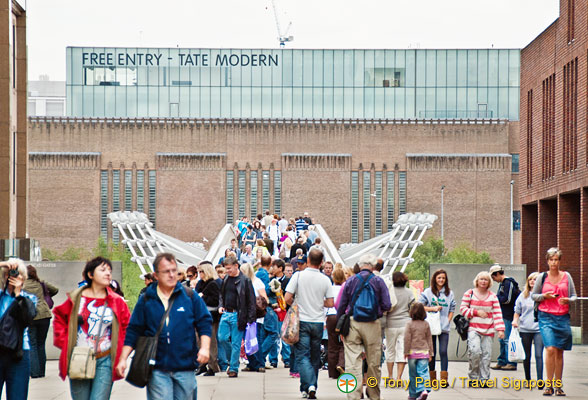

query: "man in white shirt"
left=285, top=248, right=334, bottom=400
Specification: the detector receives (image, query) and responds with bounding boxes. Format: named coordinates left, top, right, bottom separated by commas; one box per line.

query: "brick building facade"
left=28, top=117, right=520, bottom=266
left=520, top=0, right=588, bottom=342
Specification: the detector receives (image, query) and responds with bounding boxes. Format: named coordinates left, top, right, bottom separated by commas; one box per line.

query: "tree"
left=406, top=237, right=494, bottom=287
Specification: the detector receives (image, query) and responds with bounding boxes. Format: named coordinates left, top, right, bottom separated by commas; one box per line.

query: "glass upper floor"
left=67, top=47, right=520, bottom=120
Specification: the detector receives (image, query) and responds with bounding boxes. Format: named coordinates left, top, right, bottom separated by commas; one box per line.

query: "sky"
left=26, top=0, right=560, bottom=81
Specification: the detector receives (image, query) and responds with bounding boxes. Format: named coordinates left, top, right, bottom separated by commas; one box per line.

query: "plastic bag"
left=426, top=311, right=442, bottom=336
left=244, top=322, right=259, bottom=355
left=280, top=303, right=300, bottom=345
left=508, top=327, right=525, bottom=362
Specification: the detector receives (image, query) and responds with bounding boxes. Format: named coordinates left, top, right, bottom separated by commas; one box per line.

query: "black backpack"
left=0, top=293, right=36, bottom=360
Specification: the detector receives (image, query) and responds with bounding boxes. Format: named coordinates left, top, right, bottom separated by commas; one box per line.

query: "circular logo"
left=337, top=373, right=358, bottom=393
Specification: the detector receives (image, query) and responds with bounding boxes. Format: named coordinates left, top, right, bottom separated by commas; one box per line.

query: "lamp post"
left=441, top=185, right=445, bottom=241
left=510, top=180, right=514, bottom=264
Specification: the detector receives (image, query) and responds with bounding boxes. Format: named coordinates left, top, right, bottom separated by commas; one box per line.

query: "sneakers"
left=290, top=372, right=300, bottom=378
left=270, top=363, right=278, bottom=368
left=417, top=391, right=428, bottom=400
left=336, top=366, right=345, bottom=375
left=227, top=371, right=238, bottom=378
left=308, top=386, right=317, bottom=399
left=301, top=391, right=308, bottom=398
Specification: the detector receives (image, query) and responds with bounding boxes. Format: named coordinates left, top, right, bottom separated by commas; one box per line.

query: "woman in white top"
left=325, top=268, right=346, bottom=379
left=239, top=263, right=268, bottom=373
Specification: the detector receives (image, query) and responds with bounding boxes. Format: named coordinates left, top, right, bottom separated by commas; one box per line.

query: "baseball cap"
left=489, top=264, right=504, bottom=275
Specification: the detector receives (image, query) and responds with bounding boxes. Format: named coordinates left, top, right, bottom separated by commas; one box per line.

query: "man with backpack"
left=284, top=248, right=334, bottom=399
left=489, top=264, right=520, bottom=371
left=336, top=254, right=391, bottom=400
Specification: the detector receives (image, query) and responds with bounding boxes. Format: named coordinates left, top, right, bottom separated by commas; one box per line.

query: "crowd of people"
left=0, top=219, right=578, bottom=400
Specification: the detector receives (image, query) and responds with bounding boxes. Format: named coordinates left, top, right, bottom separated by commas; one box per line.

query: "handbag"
left=508, top=328, right=525, bottom=362
left=40, top=282, right=54, bottom=309
left=68, top=300, right=108, bottom=380
left=280, top=303, right=300, bottom=345
left=425, top=296, right=442, bottom=336
left=126, top=296, right=176, bottom=388
left=244, top=322, right=259, bottom=355
left=255, top=295, right=268, bottom=318
left=335, top=274, right=373, bottom=337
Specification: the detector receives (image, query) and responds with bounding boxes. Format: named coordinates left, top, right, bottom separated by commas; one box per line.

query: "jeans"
left=0, top=350, right=30, bottom=400
left=259, top=308, right=279, bottom=363
left=289, top=344, right=298, bottom=374
left=147, top=369, right=196, bottom=400
left=429, top=332, right=449, bottom=372
left=218, top=312, right=245, bottom=373
left=294, top=321, right=324, bottom=393
left=69, top=355, right=113, bottom=400
left=497, top=319, right=517, bottom=367
left=29, top=318, right=51, bottom=378
left=520, top=331, right=544, bottom=380
left=408, top=358, right=429, bottom=398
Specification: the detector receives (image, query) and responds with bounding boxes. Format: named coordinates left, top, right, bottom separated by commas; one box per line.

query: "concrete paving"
left=12, top=346, right=588, bottom=399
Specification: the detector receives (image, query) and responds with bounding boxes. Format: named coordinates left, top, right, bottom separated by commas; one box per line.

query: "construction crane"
left=271, top=0, right=293, bottom=47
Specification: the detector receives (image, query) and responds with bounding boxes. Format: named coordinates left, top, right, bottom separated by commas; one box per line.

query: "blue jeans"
left=69, top=355, right=113, bottom=400
left=147, top=369, right=196, bottom=400
left=289, top=344, right=298, bottom=373
left=520, top=331, right=544, bottom=380
left=0, top=350, right=30, bottom=400
left=277, top=319, right=291, bottom=365
left=408, top=358, right=429, bottom=398
left=218, top=312, right=245, bottom=373
left=259, top=308, right=279, bottom=363
left=294, top=321, right=323, bottom=392
left=29, top=318, right=50, bottom=378
left=497, top=319, right=517, bottom=367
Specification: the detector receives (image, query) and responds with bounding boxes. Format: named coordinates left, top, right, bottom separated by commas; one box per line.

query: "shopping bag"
left=426, top=311, right=442, bottom=336
left=244, top=322, right=259, bottom=355
left=280, top=303, right=300, bottom=345
left=508, top=327, right=525, bottom=362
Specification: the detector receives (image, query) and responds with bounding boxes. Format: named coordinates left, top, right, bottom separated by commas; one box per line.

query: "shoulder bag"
left=126, top=295, right=177, bottom=388
left=68, top=300, right=108, bottom=380
left=40, top=282, right=54, bottom=309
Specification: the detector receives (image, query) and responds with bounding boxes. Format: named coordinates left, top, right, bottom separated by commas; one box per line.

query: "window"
left=513, top=210, right=521, bottom=231
left=511, top=154, right=519, bottom=173
left=125, top=170, right=133, bottom=210
left=100, top=171, right=108, bottom=239
left=567, top=0, right=575, bottom=43
left=526, top=90, right=533, bottom=186
left=375, top=171, right=383, bottom=236
left=542, top=74, right=556, bottom=180
left=238, top=171, right=246, bottom=218
left=387, top=172, right=395, bottom=231
left=399, top=172, right=407, bottom=215
left=250, top=170, right=258, bottom=218
left=112, top=170, right=120, bottom=243
left=274, top=171, right=282, bottom=215
left=363, top=171, right=371, bottom=240
left=148, top=170, right=156, bottom=228
left=351, top=172, right=359, bottom=243
left=563, top=58, right=577, bottom=173
left=226, top=171, right=234, bottom=224
left=137, top=170, right=145, bottom=213
left=262, top=170, right=270, bottom=212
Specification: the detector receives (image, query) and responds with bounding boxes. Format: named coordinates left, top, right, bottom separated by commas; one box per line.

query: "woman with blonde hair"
left=532, top=247, right=577, bottom=396
left=512, top=272, right=543, bottom=383
left=239, top=263, right=268, bottom=373
left=460, top=271, right=505, bottom=386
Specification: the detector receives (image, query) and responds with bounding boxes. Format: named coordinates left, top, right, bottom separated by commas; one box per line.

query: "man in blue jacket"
left=116, top=253, right=212, bottom=400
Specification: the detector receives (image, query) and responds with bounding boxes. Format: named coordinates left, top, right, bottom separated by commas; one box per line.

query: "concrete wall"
left=429, top=263, right=527, bottom=361
left=29, top=261, right=122, bottom=360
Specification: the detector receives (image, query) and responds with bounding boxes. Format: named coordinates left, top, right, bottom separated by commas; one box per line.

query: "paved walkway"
left=16, top=346, right=588, bottom=399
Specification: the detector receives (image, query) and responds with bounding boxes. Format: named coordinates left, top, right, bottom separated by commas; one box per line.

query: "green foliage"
left=42, top=237, right=144, bottom=310
left=407, top=237, right=494, bottom=287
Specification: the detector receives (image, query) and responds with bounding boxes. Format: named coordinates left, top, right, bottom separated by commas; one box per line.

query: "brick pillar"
left=522, top=203, right=538, bottom=273
left=538, top=199, right=557, bottom=269
left=558, top=192, right=581, bottom=327
left=581, top=188, right=588, bottom=343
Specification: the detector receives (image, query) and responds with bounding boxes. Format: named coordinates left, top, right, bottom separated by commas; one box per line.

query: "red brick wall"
left=538, top=199, right=558, bottom=266
left=558, top=192, right=581, bottom=326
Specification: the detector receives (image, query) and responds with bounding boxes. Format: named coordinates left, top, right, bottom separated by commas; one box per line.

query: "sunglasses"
left=186, top=274, right=194, bottom=279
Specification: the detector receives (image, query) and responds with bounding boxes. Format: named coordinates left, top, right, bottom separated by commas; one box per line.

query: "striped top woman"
left=459, top=271, right=505, bottom=385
